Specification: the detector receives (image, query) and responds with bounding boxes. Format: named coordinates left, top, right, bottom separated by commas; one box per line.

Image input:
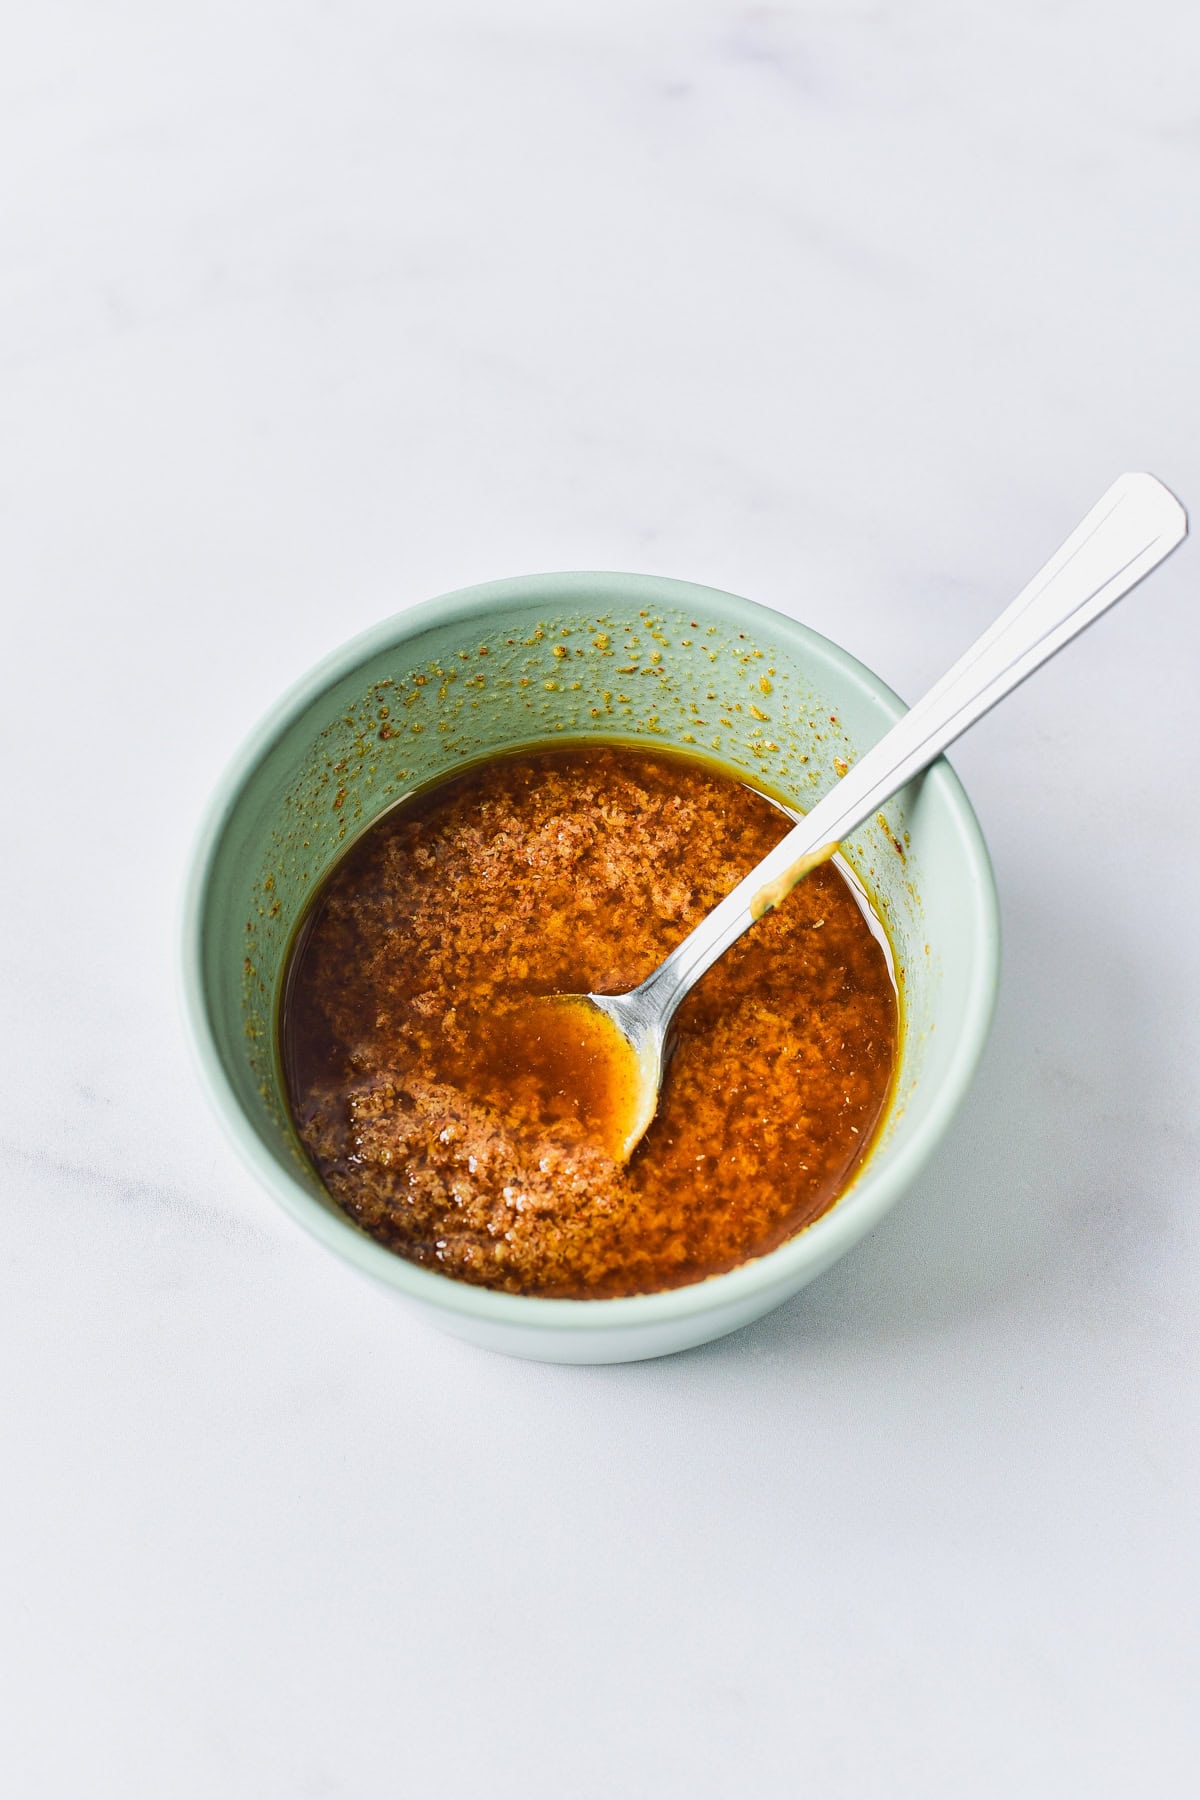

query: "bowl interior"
left=185, top=572, right=997, bottom=1318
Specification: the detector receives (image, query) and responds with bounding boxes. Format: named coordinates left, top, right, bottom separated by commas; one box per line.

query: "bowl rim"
left=180, top=570, right=1000, bottom=1332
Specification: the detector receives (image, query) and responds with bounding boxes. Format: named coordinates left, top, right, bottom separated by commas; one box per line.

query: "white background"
left=3, top=4, right=1199, bottom=1794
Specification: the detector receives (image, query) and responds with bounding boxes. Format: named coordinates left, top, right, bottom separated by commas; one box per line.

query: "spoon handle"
left=639, top=472, right=1188, bottom=1019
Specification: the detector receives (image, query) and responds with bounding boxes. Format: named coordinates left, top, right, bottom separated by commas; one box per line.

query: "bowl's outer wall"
left=184, top=573, right=999, bottom=1361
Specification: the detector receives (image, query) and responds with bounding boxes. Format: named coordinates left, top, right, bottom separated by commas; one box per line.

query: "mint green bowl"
left=182, top=573, right=999, bottom=1362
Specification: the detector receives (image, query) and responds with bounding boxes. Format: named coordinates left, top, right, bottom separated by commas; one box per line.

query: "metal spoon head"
left=581, top=990, right=666, bottom=1162
left=497, top=991, right=665, bottom=1164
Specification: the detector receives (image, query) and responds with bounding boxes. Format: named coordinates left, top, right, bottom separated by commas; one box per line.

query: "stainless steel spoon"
left=549, top=473, right=1188, bottom=1160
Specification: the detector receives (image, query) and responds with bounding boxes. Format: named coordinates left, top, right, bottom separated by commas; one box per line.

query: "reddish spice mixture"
left=281, top=744, right=897, bottom=1298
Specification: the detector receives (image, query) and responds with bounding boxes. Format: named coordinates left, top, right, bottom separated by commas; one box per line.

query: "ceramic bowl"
left=181, top=572, right=999, bottom=1362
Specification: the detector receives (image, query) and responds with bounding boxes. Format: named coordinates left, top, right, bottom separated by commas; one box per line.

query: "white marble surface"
left=3, top=2, right=1199, bottom=1793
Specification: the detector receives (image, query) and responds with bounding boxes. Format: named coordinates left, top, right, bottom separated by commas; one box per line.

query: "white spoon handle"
left=640, top=472, right=1187, bottom=1019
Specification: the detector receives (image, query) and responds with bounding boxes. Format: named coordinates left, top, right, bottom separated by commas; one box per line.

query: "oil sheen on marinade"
left=281, top=744, right=897, bottom=1298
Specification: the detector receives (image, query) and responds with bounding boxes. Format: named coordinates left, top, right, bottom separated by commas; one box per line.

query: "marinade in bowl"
left=184, top=570, right=998, bottom=1361
left=281, top=741, right=898, bottom=1298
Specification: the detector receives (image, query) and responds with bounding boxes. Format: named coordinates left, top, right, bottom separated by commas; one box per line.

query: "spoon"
left=539, top=473, right=1187, bottom=1161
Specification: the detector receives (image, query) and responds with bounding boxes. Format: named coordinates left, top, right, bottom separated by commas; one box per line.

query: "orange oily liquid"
left=281, top=743, right=898, bottom=1298
left=460, top=997, right=648, bottom=1164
